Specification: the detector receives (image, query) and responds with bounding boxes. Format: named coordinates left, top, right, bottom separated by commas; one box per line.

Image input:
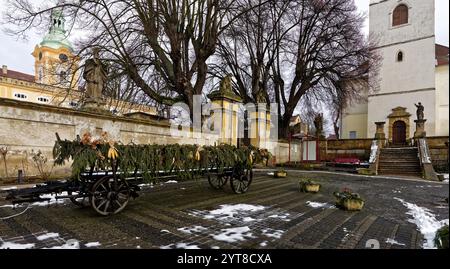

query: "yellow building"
left=0, top=10, right=157, bottom=116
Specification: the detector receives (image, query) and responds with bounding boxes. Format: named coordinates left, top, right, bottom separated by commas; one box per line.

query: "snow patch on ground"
left=261, top=228, right=284, bottom=239
left=242, top=217, right=259, bottom=222
left=0, top=242, right=35, bottom=249
left=185, top=204, right=293, bottom=246
left=0, top=204, right=15, bottom=208
left=37, top=233, right=59, bottom=241
left=31, top=192, right=70, bottom=207
left=203, top=204, right=266, bottom=220
left=85, top=242, right=101, bottom=247
left=178, top=226, right=208, bottom=234
left=0, top=186, right=17, bottom=191
left=394, top=198, right=449, bottom=249
left=260, top=241, right=268, bottom=247
left=44, top=240, right=80, bottom=249
left=212, top=227, right=254, bottom=243
left=385, top=238, right=406, bottom=246
left=306, top=201, right=335, bottom=209
left=161, top=243, right=200, bottom=249
left=138, top=183, right=154, bottom=188
left=165, top=180, right=178, bottom=184
left=268, top=213, right=291, bottom=221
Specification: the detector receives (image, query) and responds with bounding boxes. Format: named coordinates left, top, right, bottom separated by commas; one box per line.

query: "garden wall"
left=0, top=98, right=219, bottom=182
left=426, top=136, right=449, bottom=172
left=319, top=139, right=374, bottom=162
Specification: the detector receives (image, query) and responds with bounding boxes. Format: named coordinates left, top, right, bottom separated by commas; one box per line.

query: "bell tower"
left=32, top=9, right=79, bottom=88
left=367, top=0, right=436, bottom=140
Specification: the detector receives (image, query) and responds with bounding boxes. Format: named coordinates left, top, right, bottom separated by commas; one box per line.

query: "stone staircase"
left=378, top=147, right=423, bottom=177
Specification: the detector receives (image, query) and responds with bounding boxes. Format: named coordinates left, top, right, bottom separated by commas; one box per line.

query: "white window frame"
left=13, top=92, right=28, bottom=100
left=37, top=96, right=50, bottom=103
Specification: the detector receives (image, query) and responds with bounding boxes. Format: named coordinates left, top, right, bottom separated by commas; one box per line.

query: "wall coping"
left=0, top=97, right=171, bottom=129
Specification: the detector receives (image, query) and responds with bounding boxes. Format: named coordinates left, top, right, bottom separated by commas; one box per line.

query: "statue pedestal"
left=81, top=99, right=109, bottom=114
left=414, top=119, right=427, bottom=138
left=374, top=121, right=386, bottom=140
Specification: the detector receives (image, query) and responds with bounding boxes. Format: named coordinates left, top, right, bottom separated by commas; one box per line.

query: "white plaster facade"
left=341, top=0, right=448, bottom=140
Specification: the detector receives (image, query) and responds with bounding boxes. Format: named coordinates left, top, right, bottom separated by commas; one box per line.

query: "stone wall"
left=426, top=136, right=449, bottom=172
left=320, top=139, right=374, bottom=162
left=0, top=98, right=219, bottom=180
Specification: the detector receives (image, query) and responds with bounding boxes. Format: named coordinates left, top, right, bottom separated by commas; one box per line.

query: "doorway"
left=392, top=120, right=406, bottom=145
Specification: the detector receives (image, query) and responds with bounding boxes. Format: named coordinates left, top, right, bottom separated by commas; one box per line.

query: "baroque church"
left=340, top=0, right=449, bottom=143
left=0, top=10, right=157, bottom=116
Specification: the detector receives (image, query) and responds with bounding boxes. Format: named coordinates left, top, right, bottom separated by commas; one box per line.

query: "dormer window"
left=393, top=4, right=408, bottom=26
left=14, top=93, right=27, bottom=100
left=69, top=101, right=79, bottom=108
left=397, top=51, right=404, bottom=62
left=37, top=97, right=50, bottom=103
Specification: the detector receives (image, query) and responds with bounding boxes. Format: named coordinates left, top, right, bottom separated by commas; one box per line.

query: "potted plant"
left=435, top=225, right=448, bottom=249
left=274, top=169, right=287, bottom=178
left=299, top=179, right=321, bottom=193
left=333, top=188, right=364, bottom=211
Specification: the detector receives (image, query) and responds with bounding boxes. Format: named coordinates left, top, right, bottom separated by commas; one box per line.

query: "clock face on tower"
left=59, top=53, right=68, bottom=62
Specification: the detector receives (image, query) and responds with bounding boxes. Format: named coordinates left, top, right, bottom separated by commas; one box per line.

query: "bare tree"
left=4, top=0, right=265, bottom=121
left=213, top=0, right=377, bottom=138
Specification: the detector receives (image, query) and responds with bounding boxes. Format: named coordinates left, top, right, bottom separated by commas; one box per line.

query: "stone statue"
left=219, top=75, right=233, bottom=93
left=314, top=113, right=324, bottom=137
left=414, top=102, right=424, bottom=120
left=83, top=48, right=107, bottom=103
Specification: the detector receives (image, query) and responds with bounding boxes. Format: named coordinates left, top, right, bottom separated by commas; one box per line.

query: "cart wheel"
left=208, top=174, right=229, bottom=190
left=90, top=176, right=130, bottom=216
left=68, top=191, right=90, bottom=208
left=230, top=168, right=253, bottom=194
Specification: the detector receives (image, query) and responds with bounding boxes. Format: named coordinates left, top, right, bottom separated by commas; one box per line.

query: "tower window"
left=397, top=51, right=404, bottom=62
left=59, top=71, right=67, bottom=83
left=392, top=4, right=408, bottom=26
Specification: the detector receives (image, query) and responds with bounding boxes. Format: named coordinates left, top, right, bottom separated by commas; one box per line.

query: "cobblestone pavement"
left=0, top=171, right=448, bottom=249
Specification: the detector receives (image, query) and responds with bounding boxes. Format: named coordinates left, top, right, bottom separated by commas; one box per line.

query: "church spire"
left=49, top=9, right=66, bottom=35
left=40, top=9, right=73, bottom=52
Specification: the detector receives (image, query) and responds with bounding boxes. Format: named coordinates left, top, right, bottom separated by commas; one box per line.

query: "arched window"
left=392, top=4, right=408, bottom=26
left=397, top=51, right=404, bottom=62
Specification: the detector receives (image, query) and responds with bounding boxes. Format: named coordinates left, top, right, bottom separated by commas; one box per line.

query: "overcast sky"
left=0, top=0, right=448, bottom=74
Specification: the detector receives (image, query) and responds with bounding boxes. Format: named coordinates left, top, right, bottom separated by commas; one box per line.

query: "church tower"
left=32, top=9, right=79, bottom=88
left=367, top=0, right=436, bottom=143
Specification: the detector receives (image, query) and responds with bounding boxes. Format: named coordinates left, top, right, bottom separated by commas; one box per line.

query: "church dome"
left=40, top=9, right=74, bottom=52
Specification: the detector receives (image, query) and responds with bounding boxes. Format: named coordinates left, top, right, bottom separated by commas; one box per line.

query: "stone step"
left=379, top=157, right=419, bottom=161
left=378, top=167, right=422, bottom=173
left=378, top=166, right=421, bottom=170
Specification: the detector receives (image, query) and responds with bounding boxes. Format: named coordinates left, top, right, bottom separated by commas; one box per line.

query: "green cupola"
left=40, top=9, right=74, bottom=52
